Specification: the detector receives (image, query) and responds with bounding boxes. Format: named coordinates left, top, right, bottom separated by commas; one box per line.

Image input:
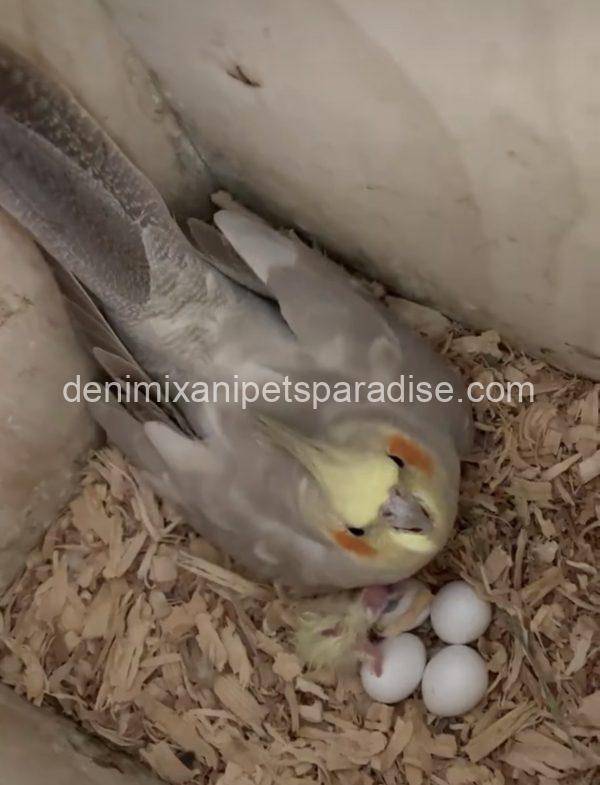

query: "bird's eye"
left=347, top=527, right=365, bottom=537
left=388, top=453, right=405, bottom=469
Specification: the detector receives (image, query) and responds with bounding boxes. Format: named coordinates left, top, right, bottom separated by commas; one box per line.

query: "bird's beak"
left=378, top=485, right=433, bottom=534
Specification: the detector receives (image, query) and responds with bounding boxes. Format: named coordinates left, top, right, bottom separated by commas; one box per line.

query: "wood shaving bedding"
left=1, top=315, right=599, bottom=785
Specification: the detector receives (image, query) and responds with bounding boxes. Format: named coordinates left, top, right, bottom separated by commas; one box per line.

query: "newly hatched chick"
left=294, top=579, right=433, bottom=673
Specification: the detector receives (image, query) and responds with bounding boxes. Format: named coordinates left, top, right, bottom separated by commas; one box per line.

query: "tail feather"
left=0, top=41, right=199, bottom=317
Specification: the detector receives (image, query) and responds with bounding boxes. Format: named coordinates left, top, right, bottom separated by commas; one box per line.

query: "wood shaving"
left=1, top=320, right=599, bottom=784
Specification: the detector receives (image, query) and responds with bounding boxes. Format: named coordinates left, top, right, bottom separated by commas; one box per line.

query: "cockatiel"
left=0, top=43, right=473, bottom=592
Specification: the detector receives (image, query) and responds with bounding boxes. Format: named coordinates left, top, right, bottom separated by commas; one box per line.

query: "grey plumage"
left=0, top=42, right=473, bottom=590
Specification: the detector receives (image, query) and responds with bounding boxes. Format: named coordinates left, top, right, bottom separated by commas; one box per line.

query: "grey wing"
left=92, top=347, right=195, bottom=437
left=213, top=209, right=396, bottom=370
left=47, top=260, right=144, bottom=365
left=188, top=217, right=271, bottom=299
left=48, top=260, right=197, bottom=436
left=213, top=206, right=473, bottom=455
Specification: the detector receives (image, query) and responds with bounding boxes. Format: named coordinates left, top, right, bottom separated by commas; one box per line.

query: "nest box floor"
left=1, top=313, right=599, bottom=785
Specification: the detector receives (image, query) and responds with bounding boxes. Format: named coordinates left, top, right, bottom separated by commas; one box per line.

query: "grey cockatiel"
left=0, top=43, right=473, bottom=591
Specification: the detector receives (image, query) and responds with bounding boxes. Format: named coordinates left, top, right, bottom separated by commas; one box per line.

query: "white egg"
left=422, top=644, right=488, bottom=716
left=430, top=580, right=492, bottom=644
left=360, top=633, right=426, bottom=704
left=377, top=578, right=431, bottom=634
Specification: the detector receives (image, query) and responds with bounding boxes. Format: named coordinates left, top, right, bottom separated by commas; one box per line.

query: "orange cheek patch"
left=333, top=531, right=377, bottom=557
left=388, top=434, right=434, bottom=477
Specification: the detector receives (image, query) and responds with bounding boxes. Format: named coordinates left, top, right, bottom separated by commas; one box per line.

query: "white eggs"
left=422, top=644, right=488, bottom=717
left=360, top=633, right=426, bottom=704
left=377, top=578, right=431, bottom=634
left=359, top=578, right=493, bottom=718
left=430, top=580, right=491, bottom=644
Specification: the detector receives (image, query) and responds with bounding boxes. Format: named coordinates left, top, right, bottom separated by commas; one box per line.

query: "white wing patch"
left=214, top=210, right=296, bottom=282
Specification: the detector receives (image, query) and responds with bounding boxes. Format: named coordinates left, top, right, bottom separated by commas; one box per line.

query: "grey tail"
left=0, top=41, right=186, bottom=315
